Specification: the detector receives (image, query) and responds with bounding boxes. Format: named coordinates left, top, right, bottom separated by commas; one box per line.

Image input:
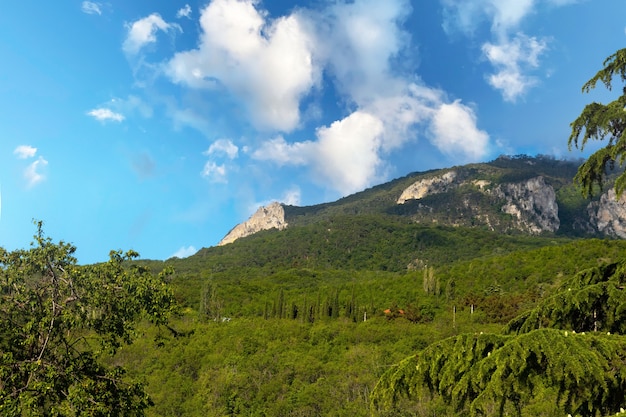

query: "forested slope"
left=118, top=234, right=626, bottom=416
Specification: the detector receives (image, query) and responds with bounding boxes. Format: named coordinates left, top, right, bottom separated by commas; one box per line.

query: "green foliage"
left=569, top=48, right=626, bottom=197
left=506, top=260, right=626, bottom=335
left=373, top=249, right=626, bottom=416
left=0, top=222, right=175, bottom=416
left=372, top=329, right=626, bottom=416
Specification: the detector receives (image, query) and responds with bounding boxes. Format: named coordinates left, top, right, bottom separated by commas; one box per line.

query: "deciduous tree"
left=0, top=222, right=175, bottom=416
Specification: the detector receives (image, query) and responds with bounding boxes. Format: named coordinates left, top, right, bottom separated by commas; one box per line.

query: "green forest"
left=6, top=220, right=626, bottom=416
left=4, top=48, right=626, bottom=416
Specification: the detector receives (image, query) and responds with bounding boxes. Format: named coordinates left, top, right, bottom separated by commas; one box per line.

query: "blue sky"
left=1, top=0, right=625, bottom=264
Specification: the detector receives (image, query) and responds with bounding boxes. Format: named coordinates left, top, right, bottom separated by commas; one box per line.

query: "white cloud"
left=201, top=161, right=227, bottom=183
left=87, top=108, right=125, bottom=122
left=252, top=136, right=310, bottom=166
left=205, top=139, right=239, bottom=159
left=254, top=111, right=385, bottom=195
left=177, top=4, right=192, bottom=19
left=430, top=100, right=490, bottom=160
left=171, top=245, right=197, bottom=258
left=24, top=157, right=48, bottom=188
left=441, top=0, right=534, bottom=36
left=14, top=145, right=37, bottom=159
left=312, top=0, right=412, bottom=105
left=253, top=84, right=490, bottom=195
left=157, top=0, right=490, bottom=196
left=14, top=146, right=48, bottom=187
left=81, top=1, right=102, bottom=15
left=312, top=111, right=385, bottom=194
left=123, top=13, right=180, bottom=55
left=166, top=0, right=320, bottom=132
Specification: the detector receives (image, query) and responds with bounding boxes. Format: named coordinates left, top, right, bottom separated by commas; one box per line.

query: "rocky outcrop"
left=218, top=202, right=287, bottom=246
left=493, top=176, right=559, bottom=234
left=397, top=171, right=458, bottom=204
left=587, top=189, right=626, bottom=238
left=396, top=172, right=559, bottom=234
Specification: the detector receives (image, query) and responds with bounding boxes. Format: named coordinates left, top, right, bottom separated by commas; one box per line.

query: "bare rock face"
left=218, top=202, right=287, bottom=246
left=587, top=189, right=626, bottom=238
left=494, top=176, right=559, bottom=234
left=397, top=171, right=458, bottom=204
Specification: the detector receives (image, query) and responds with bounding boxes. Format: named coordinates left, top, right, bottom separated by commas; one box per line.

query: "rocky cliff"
left=218, top=202, right=287, bottom=246
left=397, top=171, right=458, bottom=203
left=492, top=176, right=559, bottom=234
left=587, top=189, right=626, bottom=238
left=396, top=172, right=560, bottom=234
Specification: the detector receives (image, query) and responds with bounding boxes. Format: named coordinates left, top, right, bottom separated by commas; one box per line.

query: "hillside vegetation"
left=5, top=156, right=626, bottom=416
left=120, top=181, right=626, bottom=416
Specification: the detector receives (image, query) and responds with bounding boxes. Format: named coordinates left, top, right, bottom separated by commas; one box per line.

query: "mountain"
left=219, top=155, right=626, bottom=246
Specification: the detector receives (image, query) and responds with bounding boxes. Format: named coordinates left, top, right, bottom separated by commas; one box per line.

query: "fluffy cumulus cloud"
left=13, top=145, right=47, bottom=188
left=441, top=0, right=573, bottom=101
left=87, top=108, right=125, bottom=122
left=430, top=100, right=489, bottom=159
left=253, top=85, right=489, bottom=195
left=123, top=14, right=180, bottom=55
left=166, top=0, right=319, bottom=132
left=133, top=0, right=490, bottom=196
left=81, top=1, right=102, bottom=15
left=311, top=0, right=413, bottom=105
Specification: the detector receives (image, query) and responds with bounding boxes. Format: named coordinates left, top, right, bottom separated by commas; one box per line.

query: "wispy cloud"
left=281, top=187, right=301, bottom=206
left=201, top=139, right=240, bottom=183
left=123, top=13, right=180, bottom=55
left=87, top=108, right=125, bottom=122
left=24, top=157, right=48, bottom=188
left=441, top=0, right=572, bottom=102
left=204, top=139, right=239, bottom=160
left=81, top=1, right=102, bottom=15
left=14, top=146, right=48, bottom=188
left=171, top=245, right=197, bottom=258
left=482, top=34, right=547, bottom=102
left=14, top=145, right=37, bottom=159
left=177, top=4, right=192, bottom=19
left=201, top=161, right=227, bottom=183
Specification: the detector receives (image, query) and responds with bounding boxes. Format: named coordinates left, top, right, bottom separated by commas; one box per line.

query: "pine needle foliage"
left=569, top=48, right=626, bottom=197
left=372, top=259, right=626, bottom=416
left=371, top=329, right=626, bottom=416
left=506, top=260, right=626, bottom=335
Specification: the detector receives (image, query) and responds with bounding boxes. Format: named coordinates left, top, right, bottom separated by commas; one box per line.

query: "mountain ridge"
left=219, top=155, right=626, bottom=245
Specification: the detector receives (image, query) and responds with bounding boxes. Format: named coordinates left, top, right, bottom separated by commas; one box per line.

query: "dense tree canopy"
left=0, top=223, right=176, bottom=416
left=371, top=260, right=626, bottom=416
left=569, top=48, right=626, bottom=197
